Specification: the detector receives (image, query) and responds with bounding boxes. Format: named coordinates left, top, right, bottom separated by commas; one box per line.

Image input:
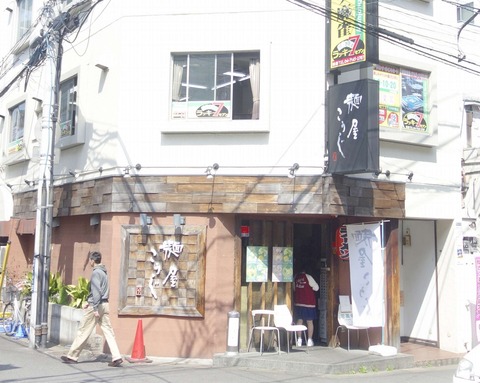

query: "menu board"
left=272, top=247, right=293, bottom=282
left=246, top=246, right=268, bottom=282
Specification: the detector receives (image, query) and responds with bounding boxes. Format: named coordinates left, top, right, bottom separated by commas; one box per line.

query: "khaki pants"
left=67, top=303, right=121, bottom=362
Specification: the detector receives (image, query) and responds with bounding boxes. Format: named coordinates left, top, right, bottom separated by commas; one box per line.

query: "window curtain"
left=249, top=58, right=260, bottom=120
left=172, top=61, right=184, bottom=102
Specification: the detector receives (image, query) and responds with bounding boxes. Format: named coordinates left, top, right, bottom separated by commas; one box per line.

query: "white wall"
left=400, top=220, right=438, bottom=344
left=59, top=1, right=326, bottom=177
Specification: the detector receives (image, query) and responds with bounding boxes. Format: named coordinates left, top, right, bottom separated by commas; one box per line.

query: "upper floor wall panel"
left=0, top=0, right=477, bottom=187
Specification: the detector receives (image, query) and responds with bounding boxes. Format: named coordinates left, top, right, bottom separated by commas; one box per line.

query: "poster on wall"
left=272, top=247, right=293, bottom=282
left=171, top=101, right=231, bottom=119
left=373, top=64, right=401, bottom=130
left=346, top=222, right=384, bottom=327
left=464, top=237, right=479, bottom=255
left=246, top=246, right=269, bottom=282
left=401, top=70, right=428, bottom=133
left=373, top=64, right=429, bottom=134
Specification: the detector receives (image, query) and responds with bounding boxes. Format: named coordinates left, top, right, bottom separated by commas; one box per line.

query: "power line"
left=286, top=0, right=480, bottom=75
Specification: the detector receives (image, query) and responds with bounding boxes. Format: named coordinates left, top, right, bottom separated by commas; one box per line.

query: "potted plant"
left=48, top=276, right=91, bottom=345
left=66, top=277, right=90, bottom=308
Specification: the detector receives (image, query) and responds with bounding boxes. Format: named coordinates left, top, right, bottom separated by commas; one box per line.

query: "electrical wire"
left=0, top=0, right=102, bottom=99
left=0, top=1, right=52, bottom=81
left=287, top=0, right=480, bottom=75
left=63, top=0, right=104, bottom=43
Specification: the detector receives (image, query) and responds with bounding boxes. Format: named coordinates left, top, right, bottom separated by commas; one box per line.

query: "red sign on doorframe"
left=335, top=225, right=349, bottom=261
left=241, top=226, right=250, bottom=238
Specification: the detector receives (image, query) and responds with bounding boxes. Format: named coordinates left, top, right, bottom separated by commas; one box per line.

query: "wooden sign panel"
left=118, top=225, right=206, bottom=317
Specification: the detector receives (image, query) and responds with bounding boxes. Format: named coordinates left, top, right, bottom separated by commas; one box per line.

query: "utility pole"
left=28, top=0, right=94, bottom=349
left=29, top=8, right=62, bottom=349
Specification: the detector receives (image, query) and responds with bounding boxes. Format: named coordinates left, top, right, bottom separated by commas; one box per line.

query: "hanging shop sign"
left=346, top=222, right=384, bottom=327
left=327, top=0, right=378, bottom=71
left=327, top=79, right=379, bottom=174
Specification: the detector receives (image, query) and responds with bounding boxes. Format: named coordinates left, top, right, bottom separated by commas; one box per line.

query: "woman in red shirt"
left=294, top=263, right=319, bottom=347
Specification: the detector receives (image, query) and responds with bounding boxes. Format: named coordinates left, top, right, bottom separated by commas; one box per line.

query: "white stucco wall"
left=0, top=0, right=475, bottom=194
left=27, top=1, right=325, bottom=179
left=400, top=220, right=438, bottom=344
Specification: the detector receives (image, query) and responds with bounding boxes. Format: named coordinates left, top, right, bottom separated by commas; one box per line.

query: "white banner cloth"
left=346, top=223, right=384, bottom=327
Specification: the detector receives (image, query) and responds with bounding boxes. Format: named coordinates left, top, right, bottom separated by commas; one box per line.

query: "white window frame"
left=58, top=76, right=77, bottom=139
left=17, top=0, right=33, bottom=41
left=56, top=72, right=85, bottom=150
left=464, top=102, right=480, bottom=149
left=170, top=51, right=259, bottom=122
left=8, top=101, right=25, bottom=155
left=163, top=46, right=270, bottom=134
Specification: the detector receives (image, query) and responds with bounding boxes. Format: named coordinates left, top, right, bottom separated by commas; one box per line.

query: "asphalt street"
left=0, top=334, right=458, bottom=383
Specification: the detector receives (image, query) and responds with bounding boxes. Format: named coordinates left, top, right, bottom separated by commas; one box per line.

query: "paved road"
left=0, top=335, right=457, bottom=383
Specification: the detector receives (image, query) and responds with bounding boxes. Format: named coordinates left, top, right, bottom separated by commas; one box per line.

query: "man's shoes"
left=108, top=358, right=123, bottom=367
left=307, top=339, right=314, bottom=347
left=296, top=338, right=303, bottom=347
left=61, top=356, right=78, bottom=364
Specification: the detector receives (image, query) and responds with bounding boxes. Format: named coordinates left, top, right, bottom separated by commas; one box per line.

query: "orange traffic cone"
left=126, top=319, right=152, bottom=363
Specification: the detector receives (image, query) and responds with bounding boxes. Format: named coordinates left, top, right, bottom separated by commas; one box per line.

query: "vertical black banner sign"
left=327, top=79, right=379, bottom=174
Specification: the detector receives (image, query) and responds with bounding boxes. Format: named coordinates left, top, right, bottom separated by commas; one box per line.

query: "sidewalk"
left=213, top=342, right=464, bottom=375
left=4, top=334, right=214, bottom=367
left=4, top=332, right=464, bottom=376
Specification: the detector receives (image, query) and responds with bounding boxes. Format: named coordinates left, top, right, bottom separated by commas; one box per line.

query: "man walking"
left=61, top=251, right=123, bottom=367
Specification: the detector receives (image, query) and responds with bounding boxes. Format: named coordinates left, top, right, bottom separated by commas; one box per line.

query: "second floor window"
left=172, top=51, right=260, bottom=120
left=10, top=102, right=25, bottom=142
left=17, top=0, right=32, bottom=40
left=8, top=102, right=25, bottom=154
left=59, top=76, right=77, bottom=138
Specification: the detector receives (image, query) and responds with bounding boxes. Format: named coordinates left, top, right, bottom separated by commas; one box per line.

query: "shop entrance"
left=293, top=224, right=331, bottom=345
left=238, top=219, right=333, bottom=350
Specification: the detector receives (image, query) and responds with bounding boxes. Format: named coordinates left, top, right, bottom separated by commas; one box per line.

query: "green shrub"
left=20, top=271, right=89, bottom=308
left=49, top=272, right=69, bottom=305
left=66, top=277, right=90, bottom=308
left=20, top=272, right=33, bottom=297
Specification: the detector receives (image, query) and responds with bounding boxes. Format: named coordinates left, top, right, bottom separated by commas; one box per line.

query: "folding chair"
left=247, top=309, right=280, bottom=354
left=334, top=295, right=370, bottom=351
left=273, top=304, right=307, bottom=353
